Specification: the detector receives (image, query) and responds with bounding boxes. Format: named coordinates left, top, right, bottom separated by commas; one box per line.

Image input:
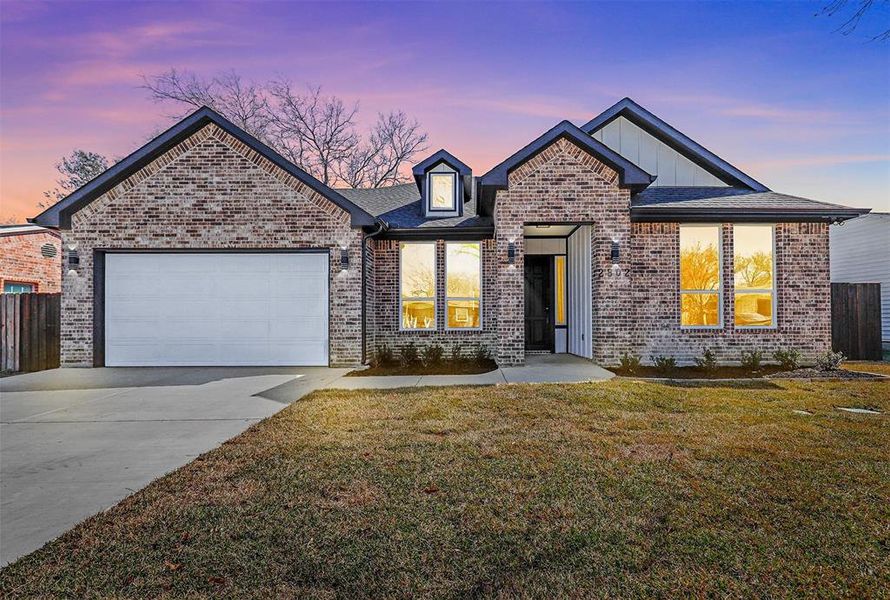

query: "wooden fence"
left=1, top=293, right=61, bottom=373
left=831, top=283, right=882, bottom=361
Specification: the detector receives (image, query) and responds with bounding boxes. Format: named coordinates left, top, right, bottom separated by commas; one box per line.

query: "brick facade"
left=628, top=222, right=831, bottom=365
left=483, top=136, right=831, bottom=367
left=492, top=137, right=632, bottom=365
left=0, top=230, right=61, bottom=293
left=55, top=121, right=833, bottom=370
left=60, top=123, right=363, bottom=367
left=367, top=238, right=498, bottom=360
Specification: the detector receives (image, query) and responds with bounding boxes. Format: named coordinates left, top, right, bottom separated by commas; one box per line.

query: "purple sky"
left=1, top=0, right=888, bottom=222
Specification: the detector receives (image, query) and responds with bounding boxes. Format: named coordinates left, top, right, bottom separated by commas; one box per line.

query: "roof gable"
left=31, top=106, right=377, bottom=229
left=478, top=120, right=654, bottom=212
left=580, top=98, right=769, bottom=192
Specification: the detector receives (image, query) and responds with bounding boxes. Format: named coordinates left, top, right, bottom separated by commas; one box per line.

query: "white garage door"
left=105, top=252, right=329, bottom=366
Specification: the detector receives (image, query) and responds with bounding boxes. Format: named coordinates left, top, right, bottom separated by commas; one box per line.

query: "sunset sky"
left=1, top=0, right=888, bottom=222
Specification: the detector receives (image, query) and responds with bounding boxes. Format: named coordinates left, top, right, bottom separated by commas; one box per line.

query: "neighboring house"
left=31, top=99, right=869, bottom=368
left=0, top=224, right=62, bottom=294
left=830, top=212, right=889, bottom=346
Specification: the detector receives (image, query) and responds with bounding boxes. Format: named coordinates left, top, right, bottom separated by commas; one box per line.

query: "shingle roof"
left=631, top=187, right=869, bottom=222
left=337, top=182, right=492, bottom=229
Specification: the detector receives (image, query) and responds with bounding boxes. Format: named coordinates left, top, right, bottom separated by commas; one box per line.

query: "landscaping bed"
left=769, top=367, right=885, bottom=380
left=613, top=365, right=785, bottom=379
left=348, top=359, right=497, bottom=377
left=1, top=379, right=887, bottom=598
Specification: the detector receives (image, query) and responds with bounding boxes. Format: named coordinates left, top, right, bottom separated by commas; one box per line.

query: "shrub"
left=450, top=343, right=464, bottom=364
left=694, top=347, right=718, bottom=373
left=740, top=350, right=763, bottom=372
left=650, top=355, right=677, bottom=375
left=422, top=343, right=445, bottom=367
left=399, top=342, right=420, bottom=366
left=372, top=344, right=395, bottom=368
left=473, top=345, right=491, bottom=364
left=773, top=348, right=801, bottom=371
left=619, top=352, right=641, bottom=374
left=816, top=350, right=845, bottom=371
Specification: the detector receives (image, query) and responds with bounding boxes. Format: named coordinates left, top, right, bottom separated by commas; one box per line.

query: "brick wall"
left=492, top=137, right=632, bottom=365
left=60, top=123, right=363, bottom=367
left=0, top=231, right=61, bottom=293
left=488, top=136, right=831, bottom=367
left=368, top=238, right=498, bottom=359
left=628, top=222, right=831, bottom=365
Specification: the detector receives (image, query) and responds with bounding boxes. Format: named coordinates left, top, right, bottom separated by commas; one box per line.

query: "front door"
left=524, top=255, right=553, bottom=351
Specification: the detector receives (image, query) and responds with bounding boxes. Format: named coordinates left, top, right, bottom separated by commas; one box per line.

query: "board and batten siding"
left=567, top=225, right=593, bottom=358
left=830, top=213, right=890, bottom=343
left=591, top=116, right=728, bottom=187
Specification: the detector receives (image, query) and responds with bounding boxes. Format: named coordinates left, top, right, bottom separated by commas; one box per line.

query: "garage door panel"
left=269, top=297, right=326, bottom=318
left=273, top=253, right=327, bottom=273
left=214, top=319, right=272, bottom=339
left=276, top=274, right=326, bottom=298
left=270, top=317, right=326, bottom=340
left=218, top=254, right=273, bottom=273
left=156, top=298, right=218, bottom=318
left=216, top=299, right=270, bottom=319
left=161, top=253, right=220, bottom=272
left=107, top=275, right=160, bottom=298
left=105, top=252, right=329, bottom=366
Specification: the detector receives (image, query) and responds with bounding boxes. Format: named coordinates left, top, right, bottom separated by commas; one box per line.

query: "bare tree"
left=41, top=149, right=109, bottom=208
left=142, top=69, right=273, bottom=141
left=142, top=69, right=428, bottom=187
left=818, top=0, right=890, bottom=41
left=338, top=111, right=429, bottom=188
left=267, top=82, right=359, bottom=186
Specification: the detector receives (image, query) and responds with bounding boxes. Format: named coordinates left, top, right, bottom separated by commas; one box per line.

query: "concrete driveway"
left=0, top=366, right=347, bottom=566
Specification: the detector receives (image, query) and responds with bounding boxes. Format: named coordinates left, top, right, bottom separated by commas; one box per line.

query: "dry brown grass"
left=1, top=378, right=887, bottom=598
left=845, top=360, right=890, bottom=376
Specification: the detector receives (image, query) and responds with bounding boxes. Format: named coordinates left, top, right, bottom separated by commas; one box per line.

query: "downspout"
left=361, top=220, right=387, bottom=364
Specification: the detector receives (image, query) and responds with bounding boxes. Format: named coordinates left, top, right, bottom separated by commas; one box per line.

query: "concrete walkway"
left=0, top=366, right=347, bottom=566
left=327, top=354, right=613, bottom=389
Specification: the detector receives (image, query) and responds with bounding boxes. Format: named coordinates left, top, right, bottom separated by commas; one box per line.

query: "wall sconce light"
left=507, top=242, right=516, bottom=265
left=340, top=248, right=349, bottom=271
left=68, top=250, right=80, bottom=270
left=610, top=240, right=620, bottom=264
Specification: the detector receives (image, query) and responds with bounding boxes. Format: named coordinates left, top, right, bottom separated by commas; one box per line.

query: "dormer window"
left=413, top=149, right=472, bottom=219
left=428, top=172, right=457, bottom=212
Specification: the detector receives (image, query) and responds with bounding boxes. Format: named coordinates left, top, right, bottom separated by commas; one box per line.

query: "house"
left=31, top=99, right=869, bottom=368
left=830, top=212, right=889, bottom=348
left=0, top=224, right=62, bottom=294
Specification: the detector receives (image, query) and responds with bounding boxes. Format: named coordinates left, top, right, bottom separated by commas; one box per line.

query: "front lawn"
left=1, top=379, right=887, bottom=598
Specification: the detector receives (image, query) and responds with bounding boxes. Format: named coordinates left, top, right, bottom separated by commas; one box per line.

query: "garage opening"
left=103, top=252, right=329, bottom=366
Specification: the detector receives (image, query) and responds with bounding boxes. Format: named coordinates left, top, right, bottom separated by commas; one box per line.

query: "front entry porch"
left=523, top=224, right=593, bottom=360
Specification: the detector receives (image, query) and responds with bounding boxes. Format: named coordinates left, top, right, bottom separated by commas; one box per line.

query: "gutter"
left=361, top=220, right=387, bottom=365
left=630, top=207, right=871, bottom=223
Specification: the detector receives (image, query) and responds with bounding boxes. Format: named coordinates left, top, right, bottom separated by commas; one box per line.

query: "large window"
left=428, top=173, right=456, bottom=211
left=734, top=224, right=775, bottom=328
left=400, top=242, right=436, bottom=330
left=445, top=242, right=481, bottom=329
left=679, top=225, right=722, bottom=327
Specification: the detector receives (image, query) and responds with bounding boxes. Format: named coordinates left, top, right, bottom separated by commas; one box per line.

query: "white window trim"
left=733, top=223, right=778, bottom=330
left=445, top=241, right=482, bottom=331
left=399, top=241, right=437, bottom=331
left=427, top=172, right=458, bottom=213
left=679, top=223, right=724, bottom=329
